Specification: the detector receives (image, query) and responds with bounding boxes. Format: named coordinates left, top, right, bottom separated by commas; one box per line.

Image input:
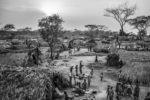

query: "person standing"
left=90, top=68, right=94, bottom=77
left=70, top=66, right=73, bottom=76
left=88, top=75, right=91, bottom=87
left=82, top=79, right=87, bottom=90
left=109, top=87, right=114, bottom=100
left=64, top=91, right=69, bottom=100
left=100, top=73, right=103, bottom=81
left=75, top=65, right=78, bottom=76
left=79, top=61, right=83, bottom=74
left=69, top=72, right=72, bottom=87
left=133, top=84, right=140, bottom=100
left=106, top=85, right=110, bottom=100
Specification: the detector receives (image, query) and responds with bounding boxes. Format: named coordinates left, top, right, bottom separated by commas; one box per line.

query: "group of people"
left=69, top=61, right=93, bottom=91
left=106, top=70, right=142, bottom=100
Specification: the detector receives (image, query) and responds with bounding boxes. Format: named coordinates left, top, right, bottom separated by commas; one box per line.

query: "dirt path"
left=50, top=48, right=115, bottom=100
left=42, top=48, right=150, bottom=100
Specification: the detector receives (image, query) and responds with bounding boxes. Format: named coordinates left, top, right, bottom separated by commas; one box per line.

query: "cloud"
left=0, top=0, right=150, bottom=32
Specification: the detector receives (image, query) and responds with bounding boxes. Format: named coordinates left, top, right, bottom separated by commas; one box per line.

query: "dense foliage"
left=106, top=53, right=123, bottom=67
left=93, top=48, right=109, bottom=53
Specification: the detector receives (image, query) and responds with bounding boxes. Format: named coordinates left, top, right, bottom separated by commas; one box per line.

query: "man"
left=88, top=75, right=91, bottom=87
left=106, top=85, right=110, bottom=100
left=133, top=84, right=140, bottom=100
left=126, top=85, right=132, bottom=97
left=69, top=72, right=72, bottom=87
left=75, top=65, right=78, bottom=76
left=64, top=91, right=69, bottom=100
left=90, top=68, right=94, bottom=77
left=79, top=61, right=83, bottom=74
left=109, top=87, right=114, bottom=100
left=82, top=79, right=87, bottom=90
left=70, top=66, right=73, bottom=75
left=100, top=73, right=103, bottom=81
left=116, top=94, right=121, bottom=100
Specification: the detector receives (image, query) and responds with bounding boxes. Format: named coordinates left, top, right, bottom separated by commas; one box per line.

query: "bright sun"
left=41, top=2, right=61, bottom=15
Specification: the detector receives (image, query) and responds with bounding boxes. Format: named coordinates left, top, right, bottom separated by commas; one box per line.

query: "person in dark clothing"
left=116, top=94, right=121, bottom=100
left=79, top=61, right=83, bottom=74
left=69, top=72, right=72, bottom=87
left=126, top=85, right=132, bottom=97
left=109, top=87, right=114, bottom=100
left=133, top=84, right=140, bottom=100
left=100, top=73, right=103, bottom=81
left=115, top=82, right=120, bottom=95
left=90, top=68, right=94, bottom=77
left=106, top=85, right=110, bottom=100
left=87, top=75, right=91, bottom=87
left=64, top=91, right=69, bottom=100
left=75, top=65, right=78, bottom=76
left=70, top=66, right=73, bottom=75
left=82, top=79, right=87, bottom=90
left=32, top=54, right=37, bottom=64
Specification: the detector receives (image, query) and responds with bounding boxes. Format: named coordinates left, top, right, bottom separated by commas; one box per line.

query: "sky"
left=0, top=0, right=150, bottom=33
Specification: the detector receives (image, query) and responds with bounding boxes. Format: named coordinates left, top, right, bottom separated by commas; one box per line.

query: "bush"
left=106, top=53, right=123, bottom=67
left=93, top=48, right=109, bottom=53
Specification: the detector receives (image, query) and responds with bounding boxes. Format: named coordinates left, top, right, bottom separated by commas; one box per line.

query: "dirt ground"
left=49, top=48, right=150, bottom=100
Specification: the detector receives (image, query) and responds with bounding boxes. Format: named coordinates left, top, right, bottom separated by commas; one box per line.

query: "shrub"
left=106, top=53, right=123, bottom=68
left=93, top=48, right=109, bottom=53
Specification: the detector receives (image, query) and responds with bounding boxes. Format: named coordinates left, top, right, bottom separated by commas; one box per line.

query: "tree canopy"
left=38, top=14, right=63, bottom=60
left=128, top=16, right=150, bottom=38
left=104, top=3, right=136, bottom=36
left=3, top=24, right=15, bottom=31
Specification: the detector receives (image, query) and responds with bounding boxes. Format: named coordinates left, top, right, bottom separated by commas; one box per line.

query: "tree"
left=97, top=25, right=108, bottom=31
left=18, top=27, right=32, bottom=32
left=85, top=24, right=98, bottom=39
left=3, top=24, right=15, bottom=31
left=128, top=16, right=150, bottom=39
left=38, top=14, right=63, bottom=60
left=104, top=3, right=136, bottom=36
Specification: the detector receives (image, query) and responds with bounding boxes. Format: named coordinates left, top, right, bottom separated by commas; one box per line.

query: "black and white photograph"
left=0, top=0, right=150, bottom=100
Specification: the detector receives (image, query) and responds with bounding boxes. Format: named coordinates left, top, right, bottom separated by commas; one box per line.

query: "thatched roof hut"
left=0, top=65, right=69, bottom=100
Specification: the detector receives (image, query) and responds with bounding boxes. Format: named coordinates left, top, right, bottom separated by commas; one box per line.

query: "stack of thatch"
left=0, top=64, right=69, bottom=100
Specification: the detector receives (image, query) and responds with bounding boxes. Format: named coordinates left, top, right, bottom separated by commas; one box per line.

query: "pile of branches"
left=0, top=64, right=69, bottom=100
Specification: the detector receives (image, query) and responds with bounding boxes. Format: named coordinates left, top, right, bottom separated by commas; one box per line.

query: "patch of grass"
left=118, top=50, right=150, bottom=86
